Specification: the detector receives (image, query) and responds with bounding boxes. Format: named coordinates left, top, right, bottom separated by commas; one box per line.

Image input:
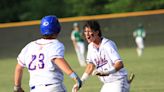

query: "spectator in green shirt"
left=133, top=24, right=146, bottom=57
left=71, top=22, right=86, bottom=67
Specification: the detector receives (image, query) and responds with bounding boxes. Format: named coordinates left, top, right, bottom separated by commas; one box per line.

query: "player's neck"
left=93, top=37, right=102, bottom=48
left=42, top=34, right=57, bottom=39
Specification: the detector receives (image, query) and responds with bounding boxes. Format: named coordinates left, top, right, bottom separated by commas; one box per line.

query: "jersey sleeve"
left=17, top=44, right=29, bottom=67
left=107, top=41, right=122, bottom=63
left=49, top=42, right=65, bottom=61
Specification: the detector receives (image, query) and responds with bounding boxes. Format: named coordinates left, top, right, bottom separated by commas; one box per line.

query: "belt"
left=31, top=84, right=54, bottom=90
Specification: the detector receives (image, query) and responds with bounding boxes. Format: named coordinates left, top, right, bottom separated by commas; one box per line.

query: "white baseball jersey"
left=86, top=37, right=128, bottom=83
left=17, top=38, right=65, bottom=87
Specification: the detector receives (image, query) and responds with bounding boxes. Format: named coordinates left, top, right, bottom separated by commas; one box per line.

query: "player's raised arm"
left=14, top=15, right=82, bottom=92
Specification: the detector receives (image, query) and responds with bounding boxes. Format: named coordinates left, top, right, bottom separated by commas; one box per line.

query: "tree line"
left=0, top=0, right=164, bottom=23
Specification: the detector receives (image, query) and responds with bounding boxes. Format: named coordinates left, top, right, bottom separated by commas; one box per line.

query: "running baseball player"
left=71, top=22, right=86, bottom=67
left=133, top=24, right=146, bottom=57
left=14, top=15, right=82, bottom=92
left=72, top=20, right=130, bottom=92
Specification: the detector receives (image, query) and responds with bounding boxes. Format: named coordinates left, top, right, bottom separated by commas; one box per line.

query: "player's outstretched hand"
left=72, top=84, right=78, bottom=92
left=72, top=77, right=82, bottom=92
left=70, top=72, right=82, bottom=91
left=92, top=69, right=99, bottom=76
left=13, top=86, right=24, bottom=92
left=75, top=76, right=82, bottom=89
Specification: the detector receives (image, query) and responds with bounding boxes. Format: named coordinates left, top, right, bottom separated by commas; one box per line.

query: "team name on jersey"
left=95, top=56, right=108, bottom=68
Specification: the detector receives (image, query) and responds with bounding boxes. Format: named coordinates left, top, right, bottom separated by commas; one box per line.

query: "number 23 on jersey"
left=28, top=53, right=45, bottom=70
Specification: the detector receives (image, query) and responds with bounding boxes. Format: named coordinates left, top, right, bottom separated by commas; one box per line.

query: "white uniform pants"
left=135, top=37, right=144, bottom=49
left=100, top=77, right=130, bottom=92
left=135, top=37, right=144, bottom=56
left=75, top=42, right=86, bottom=67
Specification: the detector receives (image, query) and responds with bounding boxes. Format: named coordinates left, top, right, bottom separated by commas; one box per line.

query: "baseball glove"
left=128, top=73, right=135, bottom=84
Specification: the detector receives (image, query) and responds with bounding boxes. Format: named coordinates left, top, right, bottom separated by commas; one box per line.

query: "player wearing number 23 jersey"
left=17, top=38, right=65, bottom=87
left=14, top=15, right=82, bottom=92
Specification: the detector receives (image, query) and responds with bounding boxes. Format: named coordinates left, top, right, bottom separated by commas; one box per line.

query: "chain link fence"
left=0, top=12, right=164, bottom=58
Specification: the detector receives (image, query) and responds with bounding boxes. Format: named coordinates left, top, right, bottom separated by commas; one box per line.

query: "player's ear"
left=95, top=30, right=99, bottom=36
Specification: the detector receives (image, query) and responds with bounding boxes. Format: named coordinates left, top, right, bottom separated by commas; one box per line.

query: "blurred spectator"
left=71, top=22, right=86, bottom=67
left=133, top=24, right=146, bottom=57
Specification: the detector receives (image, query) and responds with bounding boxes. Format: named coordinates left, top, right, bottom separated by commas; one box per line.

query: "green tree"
left=104, top=0, right=164, bottom=13
left=1, top=0, right=164, bottom=23
left=19, top=0, right=67, bottom=21
left=65, top=0, right=110, bottom=16
left=0, top=0, right=25, bottom=22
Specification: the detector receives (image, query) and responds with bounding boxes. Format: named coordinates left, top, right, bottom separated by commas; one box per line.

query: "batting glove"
left=70, top=72, right=82, bottom=90
left=13, top=86, right=24, bottom=92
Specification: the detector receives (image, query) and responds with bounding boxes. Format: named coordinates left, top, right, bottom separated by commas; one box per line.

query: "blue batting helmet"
left=40, top=15, right=61, bottom=35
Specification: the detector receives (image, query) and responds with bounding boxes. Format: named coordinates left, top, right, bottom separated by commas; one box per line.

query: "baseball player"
left=133, top=24, right=146, bottom=57
left=14, top=15, right=82, bottom=92
left=72, top=20, right=130, bottom=92
left=71, top=22, right=86, bottom=67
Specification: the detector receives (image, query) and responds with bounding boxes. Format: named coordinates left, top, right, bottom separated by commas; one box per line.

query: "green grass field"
left=0, top=46, right=164, bottom=92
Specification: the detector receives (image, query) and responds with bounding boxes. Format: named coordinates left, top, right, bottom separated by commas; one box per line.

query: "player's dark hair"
left=83, top=20, right=102, bottom=37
